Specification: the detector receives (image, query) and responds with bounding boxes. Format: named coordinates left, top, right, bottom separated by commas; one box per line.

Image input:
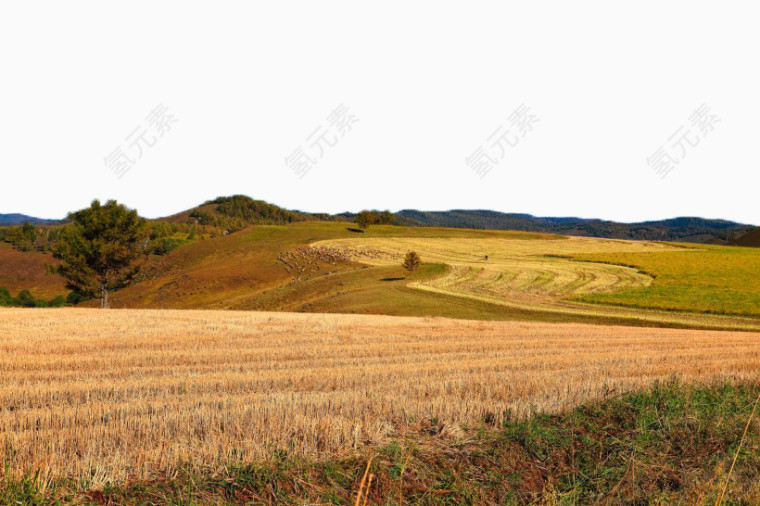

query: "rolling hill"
left=54, top=221, right=758, bottom=331
left=730, top=227, right=760, bottom=247
left=2, top=195, right=759, bottom=330
left=0, top=242, right=67, bottom=298
left=159, top=195, right=344, bottom=229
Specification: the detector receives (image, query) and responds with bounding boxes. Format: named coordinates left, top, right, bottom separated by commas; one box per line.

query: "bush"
left=15, top=290, right=36, bottom=307
left=0, top=287, right=71, bottom=308
left=66, top=290, right=94, bottom=305
left=48, top=295, right=67, bottom=307
left=148, top=237, right=184, bottom=255
left=0, top=287, right=12, bottom=306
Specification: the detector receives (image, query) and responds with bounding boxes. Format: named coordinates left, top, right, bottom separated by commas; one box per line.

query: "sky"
left=1, top=2, right=758, bottom=224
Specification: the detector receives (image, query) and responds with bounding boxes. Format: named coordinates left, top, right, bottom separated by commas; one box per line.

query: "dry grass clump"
left=276, top=246, right=353, bottom=281
left=1, top=308, right=759, bottom=485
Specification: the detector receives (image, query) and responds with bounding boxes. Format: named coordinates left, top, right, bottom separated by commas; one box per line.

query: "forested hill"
left=159, top=195, right=345, bottom=229
left=394, top=210, right=752, bottom=243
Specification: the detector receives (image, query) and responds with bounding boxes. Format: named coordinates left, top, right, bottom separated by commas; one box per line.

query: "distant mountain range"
left=2, top=198, right=758, bottom=245
left=0, top=214, right=62, bottom=226
left=392, top=210, right=754, bottom=244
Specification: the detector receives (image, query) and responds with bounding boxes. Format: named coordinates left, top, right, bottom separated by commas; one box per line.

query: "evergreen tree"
left=52, top=200, right=148, bottom=308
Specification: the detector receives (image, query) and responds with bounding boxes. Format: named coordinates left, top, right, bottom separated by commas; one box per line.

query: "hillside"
left=0, top=242, right=67, bottom=299
left=395, top=210, right=751, bottom=243
left=0, top=196, right=343, bottom=257
left=730, top=227, right=760, bottom=247
left=3, top=217, right=760, bottom=329
left=58, top=221, right=756, bottom=331
left=2, top=196, right=759, bottom=329
left=94, top=222, right=559, bottom=314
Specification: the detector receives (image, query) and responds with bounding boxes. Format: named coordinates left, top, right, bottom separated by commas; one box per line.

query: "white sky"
left=1, top=2, right=758, bottom=224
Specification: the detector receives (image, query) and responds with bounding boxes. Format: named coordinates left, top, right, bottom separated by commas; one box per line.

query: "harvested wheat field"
left=1, top=308, right=759, bottom=486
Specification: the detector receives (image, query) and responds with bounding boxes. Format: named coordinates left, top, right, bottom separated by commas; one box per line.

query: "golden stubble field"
left=1, top=308, right=759, bottom=486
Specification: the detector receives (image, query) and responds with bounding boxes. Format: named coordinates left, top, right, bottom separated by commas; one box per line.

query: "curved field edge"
left=84, top=223, right=561, bottom=310
left=310, top=236, right=673, bottom=304
left=570, top=245, right=760, bottom=318
left=3, top=381, right=758, bottom=505
left=409, top=282, right=760, bottom=332
left=313, top=236, right=760, bottom=331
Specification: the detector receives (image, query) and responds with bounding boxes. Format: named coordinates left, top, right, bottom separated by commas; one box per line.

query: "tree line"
left=355, top=210, right=395, bottom=229
left=0, top=287, right=67, bottom=308
left=0, top=219, right=205, bottom=256
left=0, top=222, right=63, bottom=252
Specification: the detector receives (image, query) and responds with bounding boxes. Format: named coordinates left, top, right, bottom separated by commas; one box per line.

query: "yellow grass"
left=314, top=236, right=682, bottom=300
left=1, top=308, right=759, bottom=485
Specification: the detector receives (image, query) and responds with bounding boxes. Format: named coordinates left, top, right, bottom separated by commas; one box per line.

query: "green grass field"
left=572, top=244, right=760, bottom=317
left=313, top=233, right=760, bottom=330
